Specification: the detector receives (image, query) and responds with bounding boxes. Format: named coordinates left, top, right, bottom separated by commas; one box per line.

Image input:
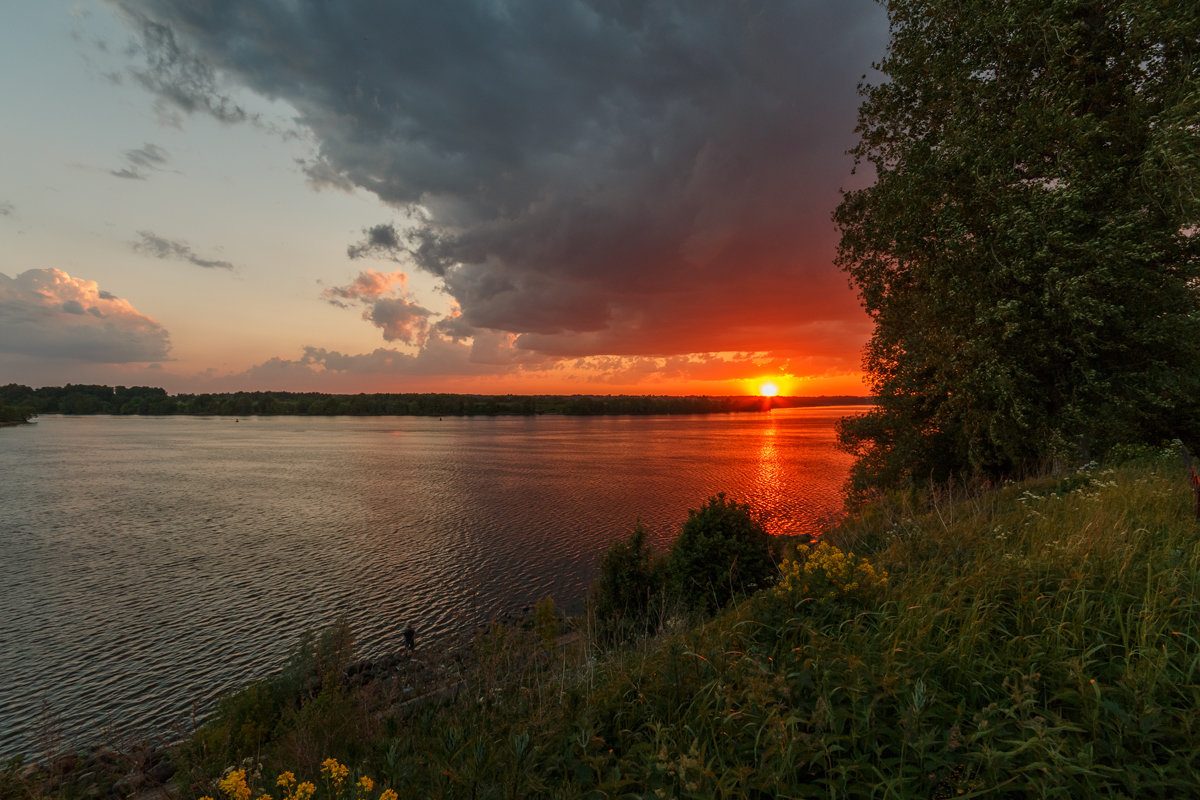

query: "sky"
left=0, top=0, right=890, bottom=397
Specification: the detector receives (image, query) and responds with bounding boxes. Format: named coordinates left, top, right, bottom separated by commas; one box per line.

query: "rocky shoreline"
left=3, top=604, right=575, bottom=799
left=3, top=640, right=479, bottom=800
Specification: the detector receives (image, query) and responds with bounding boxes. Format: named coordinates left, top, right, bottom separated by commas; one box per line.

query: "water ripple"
left=0, top=409, right=862, bottom=758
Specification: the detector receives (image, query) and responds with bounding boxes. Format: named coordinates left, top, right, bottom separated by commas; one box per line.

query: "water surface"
left=0, top=408, right=861, bottom=757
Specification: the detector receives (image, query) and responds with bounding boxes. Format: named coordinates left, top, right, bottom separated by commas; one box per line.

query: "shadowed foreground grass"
left=8, top=444, right=1199, bottom=798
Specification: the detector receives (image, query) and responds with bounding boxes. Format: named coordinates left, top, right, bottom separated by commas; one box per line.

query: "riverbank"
left=2, top=384, right=871, bottom=417
left=6, top=443, right=1198, bottom=798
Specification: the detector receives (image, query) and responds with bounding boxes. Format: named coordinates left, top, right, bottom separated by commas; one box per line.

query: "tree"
left=835, top=0, right=1200, bottom=495
left=0, top=401, right=34, bottom=424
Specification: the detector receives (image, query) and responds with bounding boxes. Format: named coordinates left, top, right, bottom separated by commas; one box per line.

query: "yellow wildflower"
left=321, top=758, right=350, bottom=785
left=218, top=769, right=252, bottom=800
left=356, top=776, right=375, bottom=797
left=293, top=781, right=317, bottom=800
left=277, top=772, right=297, bottom=789
left=775, top=541, right=887, bottom=601
left=379, top=790, right=399, bottom=800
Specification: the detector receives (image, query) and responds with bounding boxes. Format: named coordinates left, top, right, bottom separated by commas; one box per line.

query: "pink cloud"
left=319, top=269, right=409, bottom=307
left=319, top=269, right=436, bottom=346
left=0, top=268, right=170, bottom=363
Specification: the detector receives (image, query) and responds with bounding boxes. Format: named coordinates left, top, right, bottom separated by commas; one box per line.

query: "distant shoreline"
left=3, top=384, right=874, bottom=418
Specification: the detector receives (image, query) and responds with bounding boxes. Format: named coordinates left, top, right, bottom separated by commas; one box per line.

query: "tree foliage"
left=0, top=401, right=34, bottom=424
left=0, top=383, right=851, bottom=418
left=668, top=493, right=778, bottom=613
left=835, top=0, right=1200, bottom=495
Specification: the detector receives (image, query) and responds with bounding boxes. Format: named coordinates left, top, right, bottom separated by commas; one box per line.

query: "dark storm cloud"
left=119, top=9, right=250, bottom=126
left=114, top=0, right=888, bottom=358
left=111, top=142, right=169, bottom=180
left=346, top=223, right=405, bottom=264
left=132, top=231, right=235, bottom=270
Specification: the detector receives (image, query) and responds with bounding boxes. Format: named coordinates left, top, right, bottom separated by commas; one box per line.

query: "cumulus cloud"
left=319, top=268, right=407, bottom=308
left=114, top=0, right=887, bottom=364
left=321, top=269, right=433, bottom=345
left=0, top=268, right=171, bottom=362
left=364, top=297, right=433, bottom=346
left=111, top=142, right=170, bottom=180
left=133, top=230, right=235, bottom=270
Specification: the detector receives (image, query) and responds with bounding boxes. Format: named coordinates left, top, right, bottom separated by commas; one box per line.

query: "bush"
left=667, top=493, right=777, bottom=613
left=589, top=524, right=667, bottom=644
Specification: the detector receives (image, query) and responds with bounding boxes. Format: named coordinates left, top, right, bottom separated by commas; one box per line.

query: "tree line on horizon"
left=0, top=383, right=870, bottom=418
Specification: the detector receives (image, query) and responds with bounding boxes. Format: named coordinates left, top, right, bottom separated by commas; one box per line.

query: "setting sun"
left=759, top=381, right=780, bottom=397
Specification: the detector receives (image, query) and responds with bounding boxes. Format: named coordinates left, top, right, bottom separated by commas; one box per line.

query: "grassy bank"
left=7, top=444, right=1199, bottom=798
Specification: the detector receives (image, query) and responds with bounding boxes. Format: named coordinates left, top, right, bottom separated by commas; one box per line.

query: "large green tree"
left=835, top=0, right=1200, bottom=495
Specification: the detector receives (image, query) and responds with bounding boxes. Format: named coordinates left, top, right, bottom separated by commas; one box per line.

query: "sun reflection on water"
left=0, top=408, right=865, bottom=757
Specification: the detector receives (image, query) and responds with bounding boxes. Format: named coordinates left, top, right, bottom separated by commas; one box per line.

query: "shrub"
left=281, top=618, right=356, bottom=699
left=667, top=493, right=777, bottom=613
left=589, top=524, right=667, bottom=644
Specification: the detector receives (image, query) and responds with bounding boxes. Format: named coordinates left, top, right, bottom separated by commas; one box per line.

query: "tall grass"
left=98, top=444, right=1200, bottom=798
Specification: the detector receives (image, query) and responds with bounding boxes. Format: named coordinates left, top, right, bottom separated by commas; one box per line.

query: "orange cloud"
left=319, top=269, right=409, bottom=307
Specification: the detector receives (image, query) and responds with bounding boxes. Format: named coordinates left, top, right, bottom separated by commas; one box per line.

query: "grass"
left=8, top=443, right=1200, bottom=798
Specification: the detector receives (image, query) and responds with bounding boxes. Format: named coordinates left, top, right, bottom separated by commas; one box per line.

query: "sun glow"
left=759, top=381, right=780, bottom=397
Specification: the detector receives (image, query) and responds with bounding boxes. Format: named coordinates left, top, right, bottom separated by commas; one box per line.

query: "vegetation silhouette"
left=0, top=383, right=868, bottom=418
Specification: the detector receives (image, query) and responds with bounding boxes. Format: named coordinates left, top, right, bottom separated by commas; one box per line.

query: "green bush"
left=667, top=493, right=777, bottom=613
left=589, top=524, right=667, bottom=644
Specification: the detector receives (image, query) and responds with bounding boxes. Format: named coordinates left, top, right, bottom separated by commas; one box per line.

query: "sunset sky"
left=1, top=1, right=889, bottom=396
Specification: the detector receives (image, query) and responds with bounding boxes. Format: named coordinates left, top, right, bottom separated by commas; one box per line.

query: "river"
left=0, top=407, right=863, bottom=758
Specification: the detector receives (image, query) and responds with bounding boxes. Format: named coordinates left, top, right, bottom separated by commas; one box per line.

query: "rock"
left=112, top=771, right=146, bottom=797
left=53, top=751, right=80, bottom=774
left=130, top=744, right=153, bottom=768
left=91, top=745, right=120, bottom=767
left=147, top=759, right=177, bottom=784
